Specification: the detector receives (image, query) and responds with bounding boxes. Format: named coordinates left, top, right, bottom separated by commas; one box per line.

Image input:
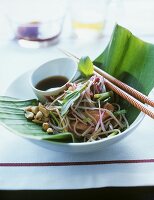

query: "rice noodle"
left=74, top=92, right=85, bottom=110
left=73, top=117, right=83, bottom=137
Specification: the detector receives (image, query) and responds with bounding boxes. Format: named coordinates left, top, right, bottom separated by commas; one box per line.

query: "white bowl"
left=30, top=57, right=78, bottom=103
left=5, top=68, right=145, bottom=153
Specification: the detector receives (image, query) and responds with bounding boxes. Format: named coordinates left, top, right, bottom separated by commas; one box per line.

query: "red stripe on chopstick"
left=1, top=159, right=154, bottom=167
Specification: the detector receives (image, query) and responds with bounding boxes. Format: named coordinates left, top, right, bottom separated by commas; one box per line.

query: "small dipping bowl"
left=30, top=57, right=78, bottom=102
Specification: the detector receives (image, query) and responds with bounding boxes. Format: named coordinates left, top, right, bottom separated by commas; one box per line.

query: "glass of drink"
left=5, top=0, right=67, bottom=48
left=70, top=0, right=109, bottom=39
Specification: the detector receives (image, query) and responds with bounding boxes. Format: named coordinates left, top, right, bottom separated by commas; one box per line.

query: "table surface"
left=1, top=0, right=154, bottom=193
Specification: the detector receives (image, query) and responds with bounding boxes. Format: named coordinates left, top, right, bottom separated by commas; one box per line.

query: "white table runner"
left=0, top=99, right=154, bottom=189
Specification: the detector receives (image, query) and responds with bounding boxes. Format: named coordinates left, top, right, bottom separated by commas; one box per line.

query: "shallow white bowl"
left=6, top=68, right=145, bottom=153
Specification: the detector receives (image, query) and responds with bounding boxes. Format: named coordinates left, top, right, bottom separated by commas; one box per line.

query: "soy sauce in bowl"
left=35, top=76, right=69, bottom=91
left=30, top=58, right=78, bottom=103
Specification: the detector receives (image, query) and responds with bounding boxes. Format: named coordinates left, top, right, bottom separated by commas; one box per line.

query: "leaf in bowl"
left=78, top=56, right=94, bottom=77
left=0, top=96, right=75, bottom=143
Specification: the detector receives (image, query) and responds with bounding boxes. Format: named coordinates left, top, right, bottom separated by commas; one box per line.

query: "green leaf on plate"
left=94, top=24, right=154, bottom=124
left=0, top=96, right=75, bottom=143
left=61, top=91, right=80, bottom=116
left=78, top=56, right=94, bottom=77
left=61, top=81, right=89, bottom=116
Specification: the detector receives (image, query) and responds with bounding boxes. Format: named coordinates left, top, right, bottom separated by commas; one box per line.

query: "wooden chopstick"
left=98, top=73, right=154, bottom=119
left=59, top=48, right=154, bottom=119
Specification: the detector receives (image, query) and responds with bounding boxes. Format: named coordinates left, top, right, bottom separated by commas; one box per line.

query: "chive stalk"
left=50, top=111, right=60, bottom=126
left=114, top=109, right=127, bottom=116
left=108, top=131, right=118, bottom=138
left=94, top=91, right=113, bottom=101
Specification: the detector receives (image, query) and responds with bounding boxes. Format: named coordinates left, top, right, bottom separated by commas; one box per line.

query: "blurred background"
left=0, top=0, right=154, bottom=93
left=0, top=0, right=154, bottom=46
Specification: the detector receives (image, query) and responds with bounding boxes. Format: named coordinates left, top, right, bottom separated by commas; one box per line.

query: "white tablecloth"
left=0, top=39, right=154, bottom=189
left=0, top=106, right=154, bottom=189
left=1, top=0, right=154, bottom=190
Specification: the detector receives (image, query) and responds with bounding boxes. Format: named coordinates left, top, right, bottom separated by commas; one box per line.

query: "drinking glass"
left=70, top=0, right=109, bottom=39
left=5, top=0, right=67, bottom=48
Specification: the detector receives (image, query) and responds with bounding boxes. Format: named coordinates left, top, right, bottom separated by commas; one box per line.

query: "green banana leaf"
left=94, top=24, right=154, bottom=124
left=0, top=96, right=75, bottom=143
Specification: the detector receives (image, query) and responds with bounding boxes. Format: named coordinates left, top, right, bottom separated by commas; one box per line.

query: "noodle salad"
left=25, top=57, right=129, bottom=142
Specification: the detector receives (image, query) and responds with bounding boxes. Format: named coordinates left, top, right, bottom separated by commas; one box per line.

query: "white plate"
left=5, top=71, right=145, bottom=153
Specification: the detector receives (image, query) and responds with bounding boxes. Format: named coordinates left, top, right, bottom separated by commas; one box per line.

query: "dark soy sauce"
left=35, top=76, right=68, bottom=91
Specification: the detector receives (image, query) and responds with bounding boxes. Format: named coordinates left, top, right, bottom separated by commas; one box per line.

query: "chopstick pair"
left=59, top=48, right=154, bottom=119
